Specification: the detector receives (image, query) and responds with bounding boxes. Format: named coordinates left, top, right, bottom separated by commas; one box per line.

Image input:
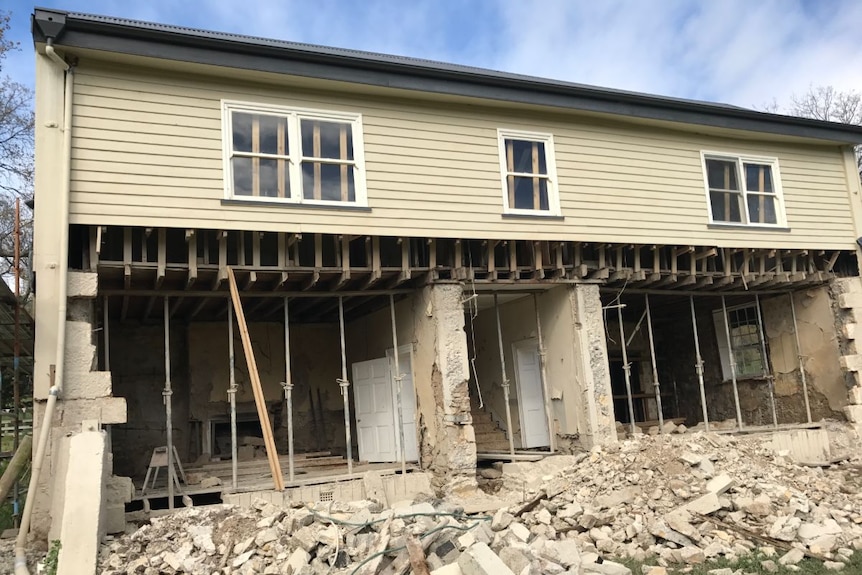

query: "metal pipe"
left=600, top=287, right=812, bottom=297
left=163, top=297, right=174, bottom=509
left=283, top=297, right=295, bottom=482
left=337, top=297, right=353, bottom=475
left=533, top=293, right=555, bottom=452
left=789, top=293, right=813, bottom=423
left=494, top=293, right=515, bottom=455
left=389, top=295, right=407, bottom=486
left=13, top=198, right=20, bottom=525
left=616, top=304, right=637, bottom=436
left=689, top=296, right=710, bottom=432
left=626, top=308, right=648, bottom=348
left=754, top=294, right=778, bottom=428
left=103, top=295, right=111, bottom=371
left=721, top=296, right=744, bottom=430
left=227, top=301, right=238, bottom=490
left=644, top=294, right=664, bottom=432
left=17, top=46, right=73, bottom=575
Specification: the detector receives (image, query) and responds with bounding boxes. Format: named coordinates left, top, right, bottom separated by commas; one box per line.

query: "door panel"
left=514, top=339, right=550, bottom=448
left=352, top=357, right=397, bottom=462
left=388, top=348, right=419, bottom=461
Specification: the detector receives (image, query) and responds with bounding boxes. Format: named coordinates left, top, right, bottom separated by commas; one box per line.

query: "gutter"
left=15, top=34, right=74, bottom=575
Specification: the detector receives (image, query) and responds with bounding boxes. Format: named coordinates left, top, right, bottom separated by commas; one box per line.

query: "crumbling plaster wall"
left=32, top=272, right=127, bottom=540
left=411, top=283, right=477, bottom=496
left=762, top=288, right=846, bottom=421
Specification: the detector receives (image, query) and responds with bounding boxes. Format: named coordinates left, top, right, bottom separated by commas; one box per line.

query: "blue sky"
left=3, top=0, right=862, bottom=110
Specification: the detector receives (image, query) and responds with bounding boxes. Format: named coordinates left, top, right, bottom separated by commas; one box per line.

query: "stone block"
left=104, top=504, right=125, bottom=535
left=106, top=475, right=134, bottom=505
left=838, top=292, right=862, bottom=310
left=67, top=272, right=98, bottom=299
left=849, top=386, right=862, bottom=405
left=431, top=563, right=464, bottom=575
left=778, top=548, right=804, bottom=566
left=582, top=561, right=632, bottom=575
left=56, top=430, right=108, bottom=575
left=539, top=540, right=581, bottom=569
left=59, top=397, right=127, bottom=426
left=840, top=354, right=862, bottom=372
left=845, top=405, right=862, bottom=423
left=842, top=323, right=857, bottom=340
left=458, top=542, right=515, bottom=575
left=63, top=371, right=113, bottom=400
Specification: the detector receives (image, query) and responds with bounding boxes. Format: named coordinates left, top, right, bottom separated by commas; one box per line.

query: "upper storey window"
left=223, top=101, right=367, bottom=206
left=702, top=153, right=786, bottom=227
left=498, top=129, right=561, bottom=216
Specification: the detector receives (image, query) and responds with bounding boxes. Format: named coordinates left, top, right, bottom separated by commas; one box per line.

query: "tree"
left=786, top=85, right=862, bottom=177
left=0, top=10, right=34, bottom=282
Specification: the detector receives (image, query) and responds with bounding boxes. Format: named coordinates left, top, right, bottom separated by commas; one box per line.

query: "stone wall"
left=831, top=277, right=862, bottom=436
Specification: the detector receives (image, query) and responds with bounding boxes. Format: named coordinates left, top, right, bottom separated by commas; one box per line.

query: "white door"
left=387, top=346, right=419, bottom=462
left=513, top=339, right=550, bottom=448
left=353, top=358, right=398, bottom=462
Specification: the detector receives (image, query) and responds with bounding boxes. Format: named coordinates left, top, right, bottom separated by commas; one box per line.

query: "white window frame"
left=221, top=100, right=368, bottom=207
left=712, top=302, right=767, bottom=382
left=497, top=129, right=561, bottom=216
left=700, top=151, right=787, bottom=228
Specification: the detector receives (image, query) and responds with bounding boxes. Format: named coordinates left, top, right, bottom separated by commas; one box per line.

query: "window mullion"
left=252, top=115, right=260, bottom=197
left=287, top=114, right=301, bottom=202
left=738, top=158, right=749, bottom=225
left=313, top=121, right=322, bottom=201
left=277, top=118, right=286, bottom=199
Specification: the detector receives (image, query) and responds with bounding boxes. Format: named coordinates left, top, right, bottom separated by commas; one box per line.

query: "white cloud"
left=7, top=0, right=862, bottom=112
left=493, top=0, right=862, bottom=109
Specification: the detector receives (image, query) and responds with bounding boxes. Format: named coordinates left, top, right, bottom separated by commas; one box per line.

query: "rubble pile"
left=496, top=429, right=862, bottom=571
left=97, top=429, right=862, bottom=574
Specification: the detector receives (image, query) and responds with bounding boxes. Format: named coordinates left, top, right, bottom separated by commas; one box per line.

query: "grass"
left=616, top=550, right=862, bottom=574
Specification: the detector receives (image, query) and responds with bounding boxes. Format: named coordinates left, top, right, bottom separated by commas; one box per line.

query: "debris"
left=92, top=425, right=862, bottom=575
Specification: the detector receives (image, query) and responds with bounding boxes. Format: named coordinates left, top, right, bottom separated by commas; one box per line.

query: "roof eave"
left=31, top=8, right=862, bottom=145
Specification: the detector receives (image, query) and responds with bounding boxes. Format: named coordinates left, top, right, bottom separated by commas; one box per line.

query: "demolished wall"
left=411, top=283, right=477, bottom=496
left=32, top=272, right=127, bottom=540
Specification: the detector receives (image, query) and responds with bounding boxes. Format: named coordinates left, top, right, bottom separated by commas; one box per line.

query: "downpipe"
left=16, top=39, right=73, bottom=575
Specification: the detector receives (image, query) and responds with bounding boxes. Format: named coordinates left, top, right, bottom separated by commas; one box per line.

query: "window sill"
left=222, top=198, right=372, bottom=212
left=502, top=212, right=565, bottom=221
left=707, top=223, right=790, bottom=232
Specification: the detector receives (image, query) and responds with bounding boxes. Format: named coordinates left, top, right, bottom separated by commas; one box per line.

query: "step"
left=474, top=431, right=509, bottom=443
left=472, top=422, right=502, bottom=433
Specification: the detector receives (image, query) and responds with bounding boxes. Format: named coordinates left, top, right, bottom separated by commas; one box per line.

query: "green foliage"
left=43, top=540, right=61, bottom=575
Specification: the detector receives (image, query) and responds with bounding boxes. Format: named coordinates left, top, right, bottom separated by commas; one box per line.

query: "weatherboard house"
left=18, top=6, right=862, bottom=569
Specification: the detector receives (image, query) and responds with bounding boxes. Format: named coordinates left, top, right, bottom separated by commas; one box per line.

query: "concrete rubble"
left=87, top=428, right=861, bottom=574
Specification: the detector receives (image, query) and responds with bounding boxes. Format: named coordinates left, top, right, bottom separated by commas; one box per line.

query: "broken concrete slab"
left=458, top=542, right=515, bottom=575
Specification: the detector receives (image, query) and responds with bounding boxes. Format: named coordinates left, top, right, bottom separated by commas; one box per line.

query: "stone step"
left=474, top=431, right=509, bottom=443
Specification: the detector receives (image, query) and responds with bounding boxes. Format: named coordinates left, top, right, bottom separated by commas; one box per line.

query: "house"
left=22, top=6, right=862, bottom=565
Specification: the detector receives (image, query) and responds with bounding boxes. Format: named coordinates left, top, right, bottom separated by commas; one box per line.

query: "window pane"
left=258, top=159, right=280, bottom=198
left=301, top=119, right=354, bottom=160
left=232, top=112, right=254, bottom=153
left=259, top=115, right=288, bottom=156
left=512, top=176, right=549, bottom=210
left=744, top=164, right=774, bottom=194
left=747, top=195, right=778, bottom=224
left=710, top=190, right=743, bottom=222
left=706, top=159, right=739, bottom=190
left=507, top=139, right=547, bottom=174
left=302, top=162, right=355, bottom=202
left=232, top=157, right=253, bottom=196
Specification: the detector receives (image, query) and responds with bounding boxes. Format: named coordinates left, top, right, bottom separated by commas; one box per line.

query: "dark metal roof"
left=31, top=7, right=862, bottom=144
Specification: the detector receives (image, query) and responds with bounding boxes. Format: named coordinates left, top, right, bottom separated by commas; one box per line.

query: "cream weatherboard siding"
left=68, top=61, right=858, bottom=249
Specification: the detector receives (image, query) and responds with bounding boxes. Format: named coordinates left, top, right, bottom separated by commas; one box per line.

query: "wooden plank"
left=226, top=267, right=284, bottom=491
